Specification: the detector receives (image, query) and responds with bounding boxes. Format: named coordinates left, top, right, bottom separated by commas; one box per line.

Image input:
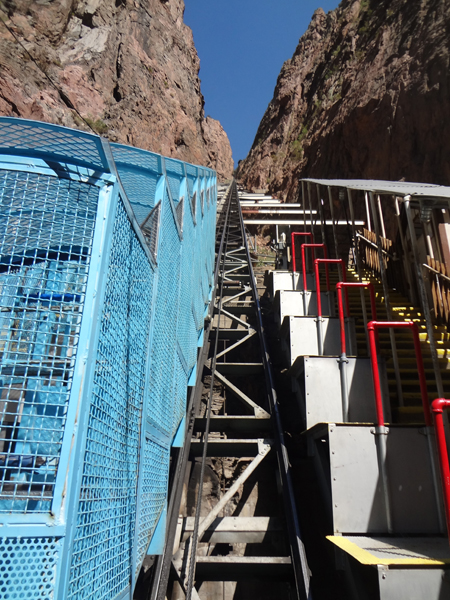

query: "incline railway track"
left=144, top=180, right=311, bottom=600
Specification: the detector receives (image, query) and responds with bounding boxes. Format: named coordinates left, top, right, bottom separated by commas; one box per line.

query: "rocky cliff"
left=238, top=0, right=450, bottom=200
left=0, top=0, right=233, bottom=179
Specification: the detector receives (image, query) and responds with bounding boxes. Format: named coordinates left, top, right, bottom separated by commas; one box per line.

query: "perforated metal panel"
left=0, top=536, right=63, bottom=598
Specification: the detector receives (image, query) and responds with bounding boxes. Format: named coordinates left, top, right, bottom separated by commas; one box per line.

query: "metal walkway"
left=145, top=181, right=311, bottom=600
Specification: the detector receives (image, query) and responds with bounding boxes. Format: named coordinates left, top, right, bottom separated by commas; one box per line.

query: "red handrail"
left=431, top=398, right=450, bottom=543
left=301, top=243, right=328, bottom=292
left=291, top=231, right=313, bottom=273
left=367, top=321, right=430, bottom=428
left=314, top=258, right=347, bottom=318
left=336, top=282, right=376, bottom=355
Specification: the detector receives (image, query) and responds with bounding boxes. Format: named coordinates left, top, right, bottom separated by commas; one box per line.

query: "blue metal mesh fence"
left=0, top=118, right=217, bottom=600
left=0, top=170, right=97, bottom=513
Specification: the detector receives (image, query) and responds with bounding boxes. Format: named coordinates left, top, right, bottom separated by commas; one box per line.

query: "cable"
left=0, top=10, right=98, bottom=135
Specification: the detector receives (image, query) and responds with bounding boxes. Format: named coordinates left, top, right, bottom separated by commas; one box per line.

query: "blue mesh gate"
left=0, top=118, right=217, bottom=600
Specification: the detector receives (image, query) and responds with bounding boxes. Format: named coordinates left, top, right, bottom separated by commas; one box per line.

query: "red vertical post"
left=301, top=243, right=328, bottom=292
left=431, top=398, right=450, bottom=544
left=313, top=258, right=347, bottom=318
left=367, top=321, right=431, bottom=427
left=336, top=282, right=377, bottom=356
left=336, top=283, right=347, bottom=355
left=291, top=231, right=313, bottom=273
left=367, top=322, right=386, bottom=427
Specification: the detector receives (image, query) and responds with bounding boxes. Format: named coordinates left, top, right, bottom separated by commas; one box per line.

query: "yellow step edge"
left=327, top=536, right=450, bottom=566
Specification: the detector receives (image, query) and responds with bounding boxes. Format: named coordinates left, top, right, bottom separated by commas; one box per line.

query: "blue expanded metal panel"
left=111, top=144, right=160, bottom=226
left=173, top=352, right=188, bottom=432
left=134, top=438, right=169, bottom=575
left=0, top=117, right=217, bottom=600
left=178, top=186, right=200, bottom=371
left=67, top=199, right=154, bottom=600
left=165, top=157, right=183, bottom=202
left=0, top=117, right=109, bottom=171
left=191, top=185, right=207, bottom=332
left=146, top=186, right=182, bottom=437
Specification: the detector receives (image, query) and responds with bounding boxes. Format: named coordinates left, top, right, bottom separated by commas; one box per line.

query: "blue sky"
left=184, top=0, right=341, bottom=167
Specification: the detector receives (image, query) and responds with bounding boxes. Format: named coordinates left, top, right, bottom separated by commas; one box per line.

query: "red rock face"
left=0, top=0, right=233, bottom=180
left=238, top=0, right=450, bottom=201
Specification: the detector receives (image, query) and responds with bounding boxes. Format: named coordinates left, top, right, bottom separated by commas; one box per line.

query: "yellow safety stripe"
left=327, top=536, right=450, bottom=566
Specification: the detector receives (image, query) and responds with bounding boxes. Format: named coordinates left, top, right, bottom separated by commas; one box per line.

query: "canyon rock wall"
left=0, top=0, right=233, bottom=179
left=238, top=0, right=450, bottom=200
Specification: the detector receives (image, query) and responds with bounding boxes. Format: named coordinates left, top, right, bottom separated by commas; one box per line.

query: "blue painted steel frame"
left=0, top=117, right=217, bottom=600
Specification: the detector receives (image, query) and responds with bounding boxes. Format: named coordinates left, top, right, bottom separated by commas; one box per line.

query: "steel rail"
left=184, top=186, right=233, bottom=600
left=234, top=180, right=313, bottom=600
left=431, top=398, right=450, bottom=542
left=148, top=183, right=234, bottom=600
left=423, top=261, right=450, bottom=284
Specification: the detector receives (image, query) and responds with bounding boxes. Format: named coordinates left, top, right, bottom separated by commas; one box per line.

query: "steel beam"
left=181, top=516, right=282, bottom=543
left=194, top=415, right=272, bottom=434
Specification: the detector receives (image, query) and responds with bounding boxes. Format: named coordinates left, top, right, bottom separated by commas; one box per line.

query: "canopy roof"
left=302, top=178, right=450, bottom=201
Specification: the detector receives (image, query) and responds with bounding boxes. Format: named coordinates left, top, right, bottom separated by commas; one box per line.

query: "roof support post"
left=404, top=196, right=444, bottom=398
left=394, top=197, right=417, bottom=305
left=316, top=184, right=327, bottom=247
left=302, top=180, right=307, bottom=235
left=368, top=191, right=404, bottom=407
left=307, top=181, right=315, bottom=244
left=346, top=188, right=370, bottom=349
left=364, top=192, right=372, bottom=232
left=327, top=186, right=339, bottom=259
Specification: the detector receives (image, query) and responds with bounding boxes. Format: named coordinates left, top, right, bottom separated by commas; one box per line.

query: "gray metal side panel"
left=274, top=290, right=335, bottom=324
left=328, top=425, right=442, bottom=534
left=281, top=316, right=356, bottom=365
left=378, top=568, right=450, bottom=600
left=271, top=271, right=316, bottom=296
left=297, top=357, right=386, bottom=429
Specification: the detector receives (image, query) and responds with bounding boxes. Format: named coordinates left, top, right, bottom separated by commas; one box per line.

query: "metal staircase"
left=148, top=181, right=312, bottom=600
left=258, top=178, right=450, bottom=600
